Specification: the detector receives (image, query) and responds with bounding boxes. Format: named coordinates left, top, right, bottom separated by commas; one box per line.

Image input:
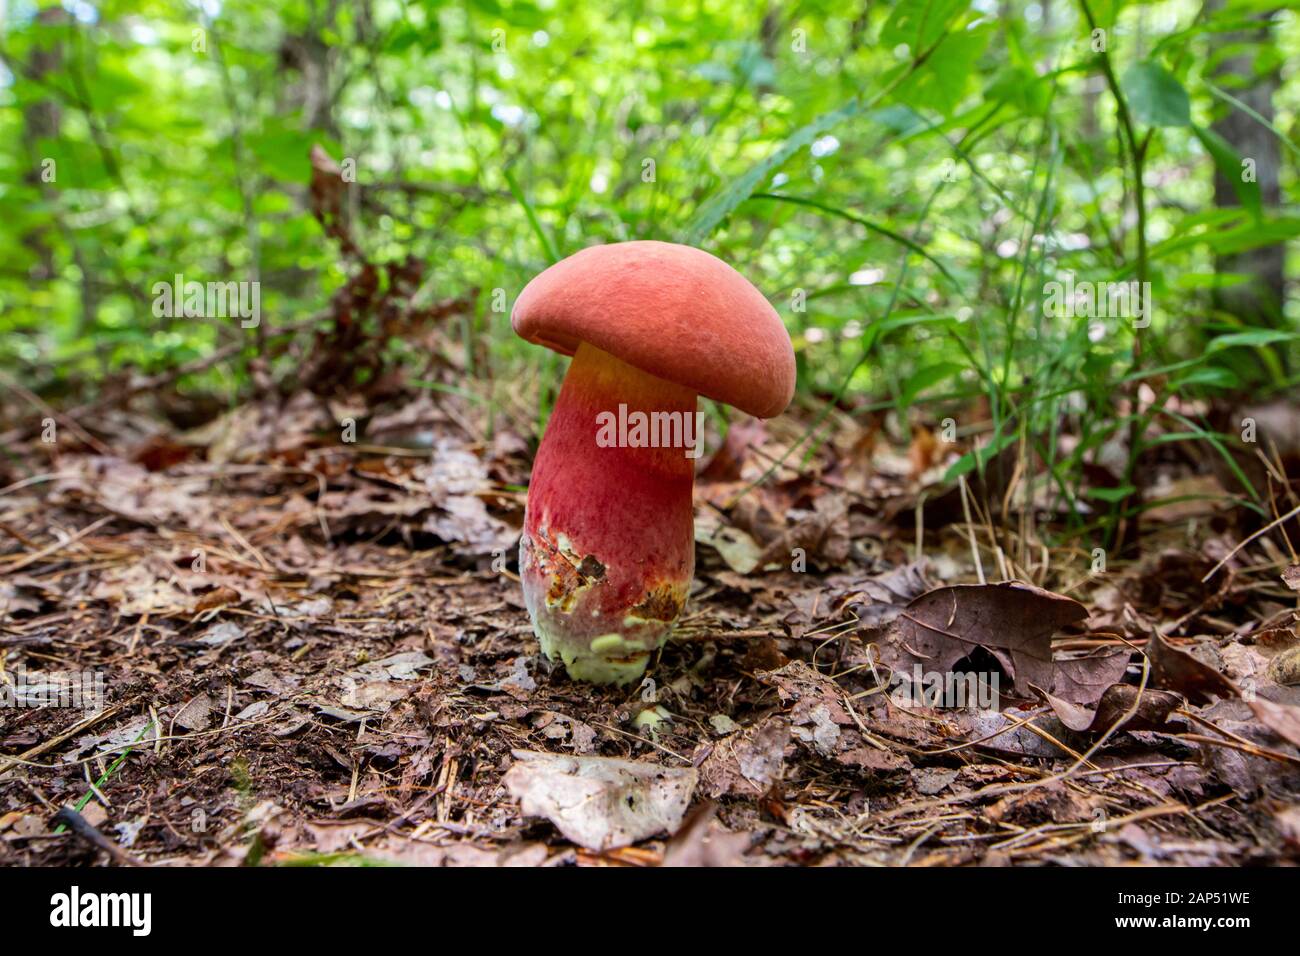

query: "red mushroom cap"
left=512, top=240, right=796, bottom=419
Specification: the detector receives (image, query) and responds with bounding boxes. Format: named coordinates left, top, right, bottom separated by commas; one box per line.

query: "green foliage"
left=1, top=0, right=1297, bottom=541
left=1122, top=60, right=1191, bottom=127
left=1192, top=124, right=1262, bottom=219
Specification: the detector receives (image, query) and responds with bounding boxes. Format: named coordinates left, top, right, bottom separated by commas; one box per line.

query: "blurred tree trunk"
left=1208, top=3, right=1286, bottom=353
left=278, top=0, right=342, bottom=137
left=23, top=8, right=102, bottom=364
left=22, top=7, right=65, bottom=285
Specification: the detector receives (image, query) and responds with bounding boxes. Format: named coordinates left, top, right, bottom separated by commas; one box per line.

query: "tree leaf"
left=1192, top=124, right=1262, bottom=220
left=877, top=581, right=1089, bottom=699
left=880, top=0, right=967, bottom=51
left=1173, top=365, right=1240, bottom=390
left=901, top=361, right=964, bottom=406
left=503, top=751, right=697, bottom=850
left=890, top=26, right=990, bottom=115
left=943, top=428, right=1017, bottom=482
left=684, top=99, right=863, bottom=243
left=1085, top=485, right=1137, bottom=503
left=1206, top=328, right=1300, bottom=353
left=1122, top=60, right=1191, bottom=127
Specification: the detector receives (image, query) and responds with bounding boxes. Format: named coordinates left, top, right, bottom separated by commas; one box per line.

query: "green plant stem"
left=52, top=721, right=157, bottom=835
left=1079, top=0, right=1154, bottom=549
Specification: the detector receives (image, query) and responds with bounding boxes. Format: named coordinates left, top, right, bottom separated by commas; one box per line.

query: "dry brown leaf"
left=698, top=717, right=790, bottom=798
left=660, top=802, right=755, bottom=868
left=1144, top=632, right=1236, bottom=705
left=1247, top=697, right=1300, bottom=750
left=194, top=585, right=241, bottom=612
left=877, top=581, right=1088, bottom=698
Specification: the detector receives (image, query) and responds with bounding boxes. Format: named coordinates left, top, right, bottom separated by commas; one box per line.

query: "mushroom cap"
left=512, top=240, right=796, bottom=419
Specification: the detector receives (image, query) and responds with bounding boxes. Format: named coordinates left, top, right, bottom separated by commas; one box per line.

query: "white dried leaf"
left=504, top=751, right=696, bottom=850
left=198, top=621, right=245, bottom=647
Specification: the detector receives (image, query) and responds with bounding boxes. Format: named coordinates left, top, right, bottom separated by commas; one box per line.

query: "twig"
left=0, top=703, right=123, bottom=777
left=51, top=806, right=137, bottom=866
left=958, top=474, right=986, bottom=585
left=1201, top=501, right=1300, bottom=582
left=0, top=516, right=113, bottom=573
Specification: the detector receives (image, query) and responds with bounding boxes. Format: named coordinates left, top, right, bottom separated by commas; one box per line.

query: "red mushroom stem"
left=520, top=342, right=697, bottom=684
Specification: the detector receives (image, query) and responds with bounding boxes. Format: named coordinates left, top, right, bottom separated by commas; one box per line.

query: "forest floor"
left=2, top=380, right=1300, bottom=867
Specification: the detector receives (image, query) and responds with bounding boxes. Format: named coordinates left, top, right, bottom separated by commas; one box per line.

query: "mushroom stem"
left=521, top=342, right=697, bottom=684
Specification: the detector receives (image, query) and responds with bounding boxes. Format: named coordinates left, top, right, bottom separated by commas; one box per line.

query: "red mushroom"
left=512, top=241, right=795, bottom=684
